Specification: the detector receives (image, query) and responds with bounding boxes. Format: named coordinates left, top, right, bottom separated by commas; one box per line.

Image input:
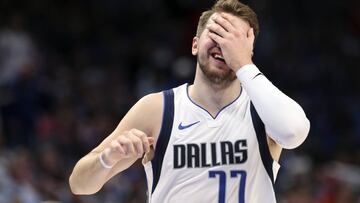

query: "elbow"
left=274, top=117, right=310, bottom=149
left=69, top=174, right=83, bottom=195
left=69, top=174, right=99, bottom=195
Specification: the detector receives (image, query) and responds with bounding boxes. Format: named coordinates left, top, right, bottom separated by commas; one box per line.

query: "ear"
left=191, top=37, right=199, bottom=56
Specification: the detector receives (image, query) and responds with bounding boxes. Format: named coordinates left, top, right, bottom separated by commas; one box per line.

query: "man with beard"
left=69, top=0, right=310, bottom=202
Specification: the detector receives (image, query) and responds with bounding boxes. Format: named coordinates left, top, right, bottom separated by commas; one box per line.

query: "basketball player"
left=69, top=0, right=310, bottom=202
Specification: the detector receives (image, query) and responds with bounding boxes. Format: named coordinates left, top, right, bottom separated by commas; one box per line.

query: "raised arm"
left=207, top=12, right=310, bottom=149
left=237, top=65, right=310, bottom=149
left=69, top=92, right=163, bottom=195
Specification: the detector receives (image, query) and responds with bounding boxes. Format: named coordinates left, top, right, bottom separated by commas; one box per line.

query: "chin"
left=199, top=64, right=237, bottom=87
left=210, top=64, right=232, bottom=76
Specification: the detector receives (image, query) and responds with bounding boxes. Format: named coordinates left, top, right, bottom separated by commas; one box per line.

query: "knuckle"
left=122, top=138, right=131, bottom=145
left=135, top=130, right=147, bottom=138
left=143, top=139, right=149, bottom=145
left=218, top=18, right=225, bottom=24
left=116, top=136, right=124, bottom=142
left=110, top=142, right=117, bottom=149
left=112, top=139, right=120, bottom=145
left=134, top=138, right=142, bottom=145
left=131, top=138, right=139, bottom=145
left=122, top=132, right=130, bottom=138
left=139, top=133, right=147, bottom=139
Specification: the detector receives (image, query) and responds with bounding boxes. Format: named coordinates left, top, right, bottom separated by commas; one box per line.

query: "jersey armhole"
left=250, top=101, right=276, bottom=184
left=150, top=89, right=174, bottom=193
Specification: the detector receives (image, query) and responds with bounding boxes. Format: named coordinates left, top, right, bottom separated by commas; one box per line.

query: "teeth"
left=213, top=54, right=224, bottom=60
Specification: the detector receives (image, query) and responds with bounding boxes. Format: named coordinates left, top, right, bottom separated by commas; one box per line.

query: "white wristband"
left=99, top=152, right=114, bottom=169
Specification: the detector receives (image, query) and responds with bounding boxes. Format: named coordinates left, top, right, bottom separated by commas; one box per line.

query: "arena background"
left=0, top=0, right=359, bottom=202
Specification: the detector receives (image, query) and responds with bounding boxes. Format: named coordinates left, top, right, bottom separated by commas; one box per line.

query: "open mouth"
left=211, top=52, right=225, bottom=63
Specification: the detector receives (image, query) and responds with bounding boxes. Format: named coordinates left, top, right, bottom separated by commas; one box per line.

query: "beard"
left=198, top=55, right=237, bottom=88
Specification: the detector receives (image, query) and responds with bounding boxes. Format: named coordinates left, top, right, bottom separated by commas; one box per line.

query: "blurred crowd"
left=0, top=0, right=359, bottom=202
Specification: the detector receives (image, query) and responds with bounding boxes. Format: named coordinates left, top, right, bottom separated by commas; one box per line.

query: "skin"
left=205, top=12, right=254, bottom=72
left=191, top=11, right=281, bottom=160
left=69, top=12, right=281, bottom=195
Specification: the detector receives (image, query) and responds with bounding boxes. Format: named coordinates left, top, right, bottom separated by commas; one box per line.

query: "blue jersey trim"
left=151, top=89, right=174, bottom=193
left=250, top=102, right=275, bottom=185
left=185, top=83, right=242, bottom=119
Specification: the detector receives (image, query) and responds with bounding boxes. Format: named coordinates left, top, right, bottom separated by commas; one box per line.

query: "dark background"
left=0, top=0, right=359, bottom=202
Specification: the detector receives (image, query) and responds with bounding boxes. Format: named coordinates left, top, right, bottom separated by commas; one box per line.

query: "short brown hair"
left=196, top=0, right=259, bottom=41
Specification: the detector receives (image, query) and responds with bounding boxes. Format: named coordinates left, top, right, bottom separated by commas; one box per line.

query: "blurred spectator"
left=0, top=0, right=359, bottom=202
left=0, top=12, right=41, bottom=149
left=0, top=13, right=37, bottom=85
left=0, top=148, right=41, bottom=203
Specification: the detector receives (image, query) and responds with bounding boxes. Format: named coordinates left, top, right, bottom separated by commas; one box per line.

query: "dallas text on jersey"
left=173, top=139, right=248, bottom=168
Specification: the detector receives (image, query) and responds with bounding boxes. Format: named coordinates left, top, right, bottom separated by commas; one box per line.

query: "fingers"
left=219, top=12, right=248, bottom=36
left=110, top=140, right=125, bottom=155
left=207, top=22, right=228, bottom=38
left=219, top=12, right=237, bottom=28
left=208, top=31, right=224, bottom=45
left=220, top=12, right=246, bottom=35
left=101, top=138, right=127, bottom=166
left=131, top=128, right=154, bottom=154
left=110, top=129, right=154, bottom=159
left=206, top=13, right=233, bottom=39
left=211, top=13, right=235, bottom=33
left=117, top=135, right=136, bottom=156
left=123, top=130, right=145, bottom=158
left=208, top=12, right=254, bottom=43
left=125, top=131, right=144, bottom=158
left=148, top=137, right=155, bottom=145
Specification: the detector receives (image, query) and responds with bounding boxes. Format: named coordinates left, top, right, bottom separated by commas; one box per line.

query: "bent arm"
left=69, top=150, right=135, bottom=195
left=69, top=93, right=163, bottom=195
left=237, top=64, right=310, bottom=149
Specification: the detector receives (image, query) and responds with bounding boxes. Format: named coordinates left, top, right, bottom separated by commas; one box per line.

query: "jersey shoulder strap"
left=151, top=89, right=175, bottom=193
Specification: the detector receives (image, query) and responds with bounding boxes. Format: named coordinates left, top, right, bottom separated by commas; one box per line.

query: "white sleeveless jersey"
left=143, top=84, right=280, bottom=203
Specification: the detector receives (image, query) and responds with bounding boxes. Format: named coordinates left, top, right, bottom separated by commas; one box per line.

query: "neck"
left=189, top=67, right=241, bottom=117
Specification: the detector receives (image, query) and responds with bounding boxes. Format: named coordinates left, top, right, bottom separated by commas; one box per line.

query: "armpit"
left=267, top=136, right=282, bottom=162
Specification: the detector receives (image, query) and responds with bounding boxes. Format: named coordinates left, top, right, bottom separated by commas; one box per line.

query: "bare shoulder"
left=123, top=92, right=164, bottom=138
left=137, top=92, right=164, bottom=111
left=92, top=92, right=164, bottom=153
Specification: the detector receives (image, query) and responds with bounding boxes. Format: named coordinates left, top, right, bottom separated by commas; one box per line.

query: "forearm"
left=69, top=151, right=133, bottom=195
left=236, top=64, right=310, bottom=149
left=69, top=152, right=111, bottom=194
